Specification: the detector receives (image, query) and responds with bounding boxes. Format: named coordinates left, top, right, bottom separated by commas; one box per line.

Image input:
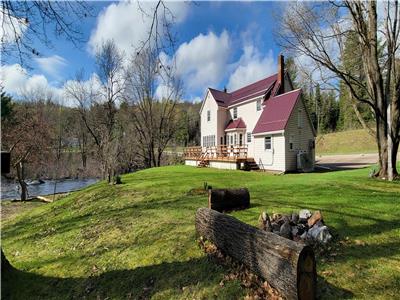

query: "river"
left=1, top=178, right=98, bottom=200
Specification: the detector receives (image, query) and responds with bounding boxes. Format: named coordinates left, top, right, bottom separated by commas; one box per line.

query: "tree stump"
left=208, top=188, right=250, bottom=212
left=195, top=208, right=316, bottom=300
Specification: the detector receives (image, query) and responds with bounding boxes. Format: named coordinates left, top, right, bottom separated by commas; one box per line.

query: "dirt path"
left=315, top=153, right=399, bottom=171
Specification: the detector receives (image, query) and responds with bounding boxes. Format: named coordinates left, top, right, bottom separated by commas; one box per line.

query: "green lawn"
left=2, top=165, right=399, bottom=299
left=316, top=129, right=377, bottom=155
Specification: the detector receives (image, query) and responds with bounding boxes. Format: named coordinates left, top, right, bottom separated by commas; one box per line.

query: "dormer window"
left=256, top=99, right=261, bottom=111
left=207, top=110, right=211, bottom=122
left=233, top=107, right=237, bottom=119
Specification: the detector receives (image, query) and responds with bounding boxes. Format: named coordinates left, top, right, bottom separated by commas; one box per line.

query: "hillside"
left=316, top=129, right=377, bottom=155
left=2, top=165, right=400, bottom=299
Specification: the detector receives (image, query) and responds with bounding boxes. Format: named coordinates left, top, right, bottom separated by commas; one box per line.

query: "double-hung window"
left=264, top=136, right=272, bottom=150
left=207, top=110, right=211, bottom=122
left=256, top=99, right=261, bottom=111
left=233, top=107, right=237, bottom=119
left=247, top=132, right=252, bottom=143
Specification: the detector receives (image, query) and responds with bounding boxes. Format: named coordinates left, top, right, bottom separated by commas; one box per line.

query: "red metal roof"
left=253, top=89, right=301, bottom=134
left=225, top=118, right=246, bottom=130
left=208, top=74, right=278, bottom=107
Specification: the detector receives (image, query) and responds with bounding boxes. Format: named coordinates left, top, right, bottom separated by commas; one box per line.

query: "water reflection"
left=1, top=178, right=98, bottom=200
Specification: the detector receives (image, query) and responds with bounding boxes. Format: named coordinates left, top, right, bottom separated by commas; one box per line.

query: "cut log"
left=208, top=188, right=250, bottom=212
left=195, top=208, right=316, bottom=300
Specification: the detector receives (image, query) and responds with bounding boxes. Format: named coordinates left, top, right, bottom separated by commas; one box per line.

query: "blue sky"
left=2, top=1, right=287, bottom=104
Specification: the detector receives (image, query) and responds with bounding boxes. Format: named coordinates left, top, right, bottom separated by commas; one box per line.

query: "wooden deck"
left=184, top=145, right=253, bottom=162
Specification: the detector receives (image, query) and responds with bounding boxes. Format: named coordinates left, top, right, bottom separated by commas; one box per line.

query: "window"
left=230, top=135, right=233, bottom=145
left=233, top=107, right=237, bottom=119
left=264, top=136, right=272, bottom=150
left=207, top=110, right=211, bottom=122
left=289, top=135, right=294, bottom=151
left=239, top=134, right=243, bottom=146
left=256, top=99, right=261, bottom=111
left=247, top=132, right=251, bottom=143
left=234, top=134, right=237, bottom=145
left=298, top=109, right=302, bottom=128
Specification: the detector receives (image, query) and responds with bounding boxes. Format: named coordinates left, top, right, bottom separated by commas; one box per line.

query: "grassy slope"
left=316, top=129, right=377, bottom=155
left=2, top=165, right=400, bottom=299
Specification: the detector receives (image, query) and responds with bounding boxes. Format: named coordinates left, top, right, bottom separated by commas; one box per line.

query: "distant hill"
left=316, top=129, right=377, bottom=155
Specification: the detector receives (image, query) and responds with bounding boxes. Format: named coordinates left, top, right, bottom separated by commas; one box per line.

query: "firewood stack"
left=259, top=209, right=332, bottom=244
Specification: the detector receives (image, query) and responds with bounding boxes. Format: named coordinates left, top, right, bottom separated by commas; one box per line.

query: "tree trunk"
left=392, top=139, right=399, bottom=177
left=195, top=208, right=316, bottom=300
left=208, top=188, right=250, bottom=212
left=375, top=115, right=389, bottom=178
left=16, top=162, right=28, bottom=201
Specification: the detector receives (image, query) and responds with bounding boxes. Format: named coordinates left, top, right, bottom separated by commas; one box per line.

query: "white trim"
left=253, top=130, right=284, bottom=136
left=199, top=89, right=210, bottom=114
left=225, top=128, right=246, bottom=132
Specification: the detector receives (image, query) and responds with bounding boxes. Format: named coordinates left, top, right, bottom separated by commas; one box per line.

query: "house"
left=184, top=55, right=316, bottom=172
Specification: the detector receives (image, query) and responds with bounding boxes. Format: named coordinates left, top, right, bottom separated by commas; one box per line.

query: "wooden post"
left=195, top=208, right=316, bottom=300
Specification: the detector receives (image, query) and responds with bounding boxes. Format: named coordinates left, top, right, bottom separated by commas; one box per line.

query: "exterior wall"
left=185, top=160, right=199, bottom=167
left=253, top=133, right=286, bottom=171
left=227, top=96, right=264, bottom=156
left=284, top=97, right=316, bottom=171
left=200, top=91, right=229, bottom=147
left=209, top=161, right=238, bottom=170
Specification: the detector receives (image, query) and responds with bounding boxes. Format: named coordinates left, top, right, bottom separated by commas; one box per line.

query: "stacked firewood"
left=259, top=209, right=332, bottom=244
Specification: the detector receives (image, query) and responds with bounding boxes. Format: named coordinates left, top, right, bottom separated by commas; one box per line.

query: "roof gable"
left=225, top=118, right=246, bottom=130
left=253, top=89, right=301, bottom=134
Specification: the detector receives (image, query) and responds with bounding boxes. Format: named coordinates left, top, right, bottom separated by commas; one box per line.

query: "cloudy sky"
left=1, top=1, right=286, bottom=104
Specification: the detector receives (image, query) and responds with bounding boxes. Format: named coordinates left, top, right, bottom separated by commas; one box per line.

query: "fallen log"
left=208, top=188, right=250, bottom=212
left=195, top=208, right=316, bottom=300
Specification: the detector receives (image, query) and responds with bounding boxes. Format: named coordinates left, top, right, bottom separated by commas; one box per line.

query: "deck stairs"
left=244, top=158, right=260, bottom=171
left=197, top=153, right=209, bottom=168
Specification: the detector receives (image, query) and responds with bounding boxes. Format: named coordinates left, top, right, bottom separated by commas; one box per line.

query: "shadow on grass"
left=2, top=256, right=229, bottom=300
left=2, top=255, right=355, bottom=300
left=317, top=275, right=354, bottom=299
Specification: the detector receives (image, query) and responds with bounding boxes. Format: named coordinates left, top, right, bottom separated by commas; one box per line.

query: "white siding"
left=228, top=96, right=264, bottom=155
left=185, top=160, right=199, bottom=167
left=200, top=91, right=229, bottom=147
left=253, top=133, right=286, bottom=171
left=209, top=161, right=238, bottom=170
left=284, top=97, right=315, bottom=171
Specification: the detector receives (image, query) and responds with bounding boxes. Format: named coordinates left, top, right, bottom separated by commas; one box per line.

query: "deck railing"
left=184, top=145, right=248, bottom=160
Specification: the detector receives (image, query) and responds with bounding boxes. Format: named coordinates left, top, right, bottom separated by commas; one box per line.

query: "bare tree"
left=276, top=1, right=400, bottom=179
left=124, top=47, right=182, bottom=168
left=1, top=1, right=93, bottom=66
left=65, top=41, right=124, bottom=183
left=1, top=90, right=52, bottom=200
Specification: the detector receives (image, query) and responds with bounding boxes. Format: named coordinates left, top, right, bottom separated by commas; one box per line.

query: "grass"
left=2, top=165, right=400, bottom=299
left=316, top=129, right=377, bottom=155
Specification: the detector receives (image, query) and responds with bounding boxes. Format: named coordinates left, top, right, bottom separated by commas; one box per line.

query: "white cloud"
left=227, top=46, right=276, bottom=91
left=88, top=1, right=188, bottom=55
left=0, top=8, right=28, bottom=45
left=0, top=64, right=70, bottom=104
left=172, top=30, right=231, bottom=92
left=34, top=55, right=67, bottom=80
